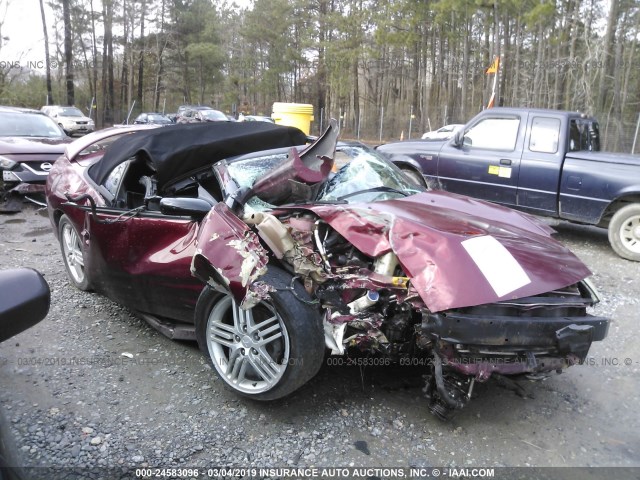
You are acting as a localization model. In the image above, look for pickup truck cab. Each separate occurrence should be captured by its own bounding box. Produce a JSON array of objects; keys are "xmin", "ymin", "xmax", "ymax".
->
[{"xmin": 377, "ymin": 107, "xmax": 640, "ymax": 261}]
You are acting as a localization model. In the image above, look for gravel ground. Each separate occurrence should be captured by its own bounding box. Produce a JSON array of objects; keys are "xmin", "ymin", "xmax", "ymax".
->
[{"xmin": 0, "ymin": 204, "xmax": 639, "ymax": 479}]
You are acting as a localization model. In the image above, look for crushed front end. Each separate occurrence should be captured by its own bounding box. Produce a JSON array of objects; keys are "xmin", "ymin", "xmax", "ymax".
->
[
  {"xmin": 419, "ymin": 279, "xmax": 608, "ymax": 418},
  {"xmin": 194, "ymin": 121, "xmax": 610, "ymax": 418}
]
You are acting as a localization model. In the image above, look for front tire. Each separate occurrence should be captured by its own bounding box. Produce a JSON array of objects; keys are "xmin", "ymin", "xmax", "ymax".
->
[
  {"xmin": 195, "ymin": 266, "xmax": 324, "ymax": 400},
  {"xmin": 608, "ymin": 204, "xmax": 640, "ymax": 261},
  {"xmin": 58, "ymin": 214, "xmax": 92, "ymax": 290}
]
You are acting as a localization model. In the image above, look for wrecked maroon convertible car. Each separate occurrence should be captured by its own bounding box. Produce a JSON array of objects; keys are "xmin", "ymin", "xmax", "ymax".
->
[{"xmin": 46, "ymin": 121, "xmax": 609, "ymax": 418}]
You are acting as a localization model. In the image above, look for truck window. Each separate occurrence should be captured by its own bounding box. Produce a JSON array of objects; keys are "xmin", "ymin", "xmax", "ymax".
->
[
  {"xmin": 464, "ymin": 117, "xmax": 520, "ymax": 151},
  {"xmin": 569, "ymin": 119, "xmax": 601, "ymax": 152},
  {"xmin": 529, "ymin": 117, "xmax": 560, "ymax": 154}
]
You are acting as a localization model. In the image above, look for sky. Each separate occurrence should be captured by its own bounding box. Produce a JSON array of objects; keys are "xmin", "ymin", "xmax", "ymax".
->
[
  {"xmin": 0, "ymin": 0, "xmax": 253, "ymax": 71},
  {"xmin": 0, "ymin": 0, "xmax": 54, "ymax": 68}
]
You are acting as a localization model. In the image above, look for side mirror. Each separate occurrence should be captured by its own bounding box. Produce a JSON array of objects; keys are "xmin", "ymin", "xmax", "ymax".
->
[
  {"xmin": 160, "ymin": 197, "xmax": 212, "ymax": 219},
  {"xmin": 0, "ymin": 269, "xmax": 50, "ymax": 343},
  {"xmin": 452, "ymin": 129, "xmax": 464, "ymax": 147}
]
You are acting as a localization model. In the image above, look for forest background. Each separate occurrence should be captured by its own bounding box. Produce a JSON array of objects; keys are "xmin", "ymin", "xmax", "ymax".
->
[{"xmin": 0, "ymin": 0, "xmax": 639, "ymax": 152}]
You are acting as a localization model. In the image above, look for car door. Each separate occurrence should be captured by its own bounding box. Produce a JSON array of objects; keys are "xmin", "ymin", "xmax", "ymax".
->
[
  {"xmin": 436, "ymin": 114, "xmax": 525, "ymax": 206},
  {"xmin": 517, "ymin": 115, "xmax": 564, "ymax": 214},
  {"xmin": 73, "ymin": 161, "xmax": 205, "ymax": 322}
]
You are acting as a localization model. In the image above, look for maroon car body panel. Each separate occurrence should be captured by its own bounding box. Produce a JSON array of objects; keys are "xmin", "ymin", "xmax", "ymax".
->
[
  {"xmin": 192, "ymin": 203, "xmax": 269, "ymax": 308},
  {"xmin": 295, "ymin": 191, "xmax": 591, "ymax": 312},
  {"xmin": 83, "ymin": 213, "xmax": 202, "ymax": 322}
]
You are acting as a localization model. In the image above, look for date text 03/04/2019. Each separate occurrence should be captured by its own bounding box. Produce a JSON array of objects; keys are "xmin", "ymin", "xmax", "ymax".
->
[{"xmin": 134, "ymin": 467, "xmax": 496, "ymax": 478}]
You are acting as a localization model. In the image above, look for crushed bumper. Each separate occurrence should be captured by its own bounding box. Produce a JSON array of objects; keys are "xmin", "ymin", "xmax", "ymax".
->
[
  {"xmin": 421, "ymin": 310, "xmax": 610, "ymax": 379},
  {"xmin": 422, "ymin": 312, "xmax": 609, "ymax": 348}
]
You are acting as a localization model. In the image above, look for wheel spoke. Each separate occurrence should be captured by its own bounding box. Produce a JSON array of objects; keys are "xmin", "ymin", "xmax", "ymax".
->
[
  {"xmin": 256, "ymin": 331, "xmax": 283, "ymax": 348},
  {"xmin": 236, "ymin": 357, "xmax": 248, "ymax": 383},
  {"xmin": 71, "ymin": 249, "xmax": 84, "ymax": 267},
  {"xmin": 69, "ymin": 228, "xmax": 78, "ymax": 247},
  {"xmin": 257, "ymin": 320, "xmax": 280, "ymax": 337},
  {"xmin": 209, "ymin": 332, "xmax": 235, "ymax": 348},
  {"xmin": 225, "ymin": 348, "xmax": 242, "ymax": 376},
  {"xmin": 252, "ymin": 315, "xmax": 278, "ymax": 332},
  {"xmin": 257, "ymin": 346, "xmax": 285, "ymax": 374},
  {"xmin": 248, "ymin": 353, "xmax": 279, "ymax": 383},
  {"xmin": 231, "ymin": 301, "xmax": 252, "ymax": 332},
  {"xmin": 210, "ymin": 320, "xmax": 235, "ymax": 337},
  {"xmin": 230, "ymin": 354, "xmax": 245, "ymax": 381}
]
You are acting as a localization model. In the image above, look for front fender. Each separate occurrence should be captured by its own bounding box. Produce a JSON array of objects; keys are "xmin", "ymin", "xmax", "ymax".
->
[
  {"xmin": 191, "ymin": 202, "xmax": 269, "ymax": 307},
  {"xmin": 387, "ymin": 154, "xmax": 423, "ymax": 174}
]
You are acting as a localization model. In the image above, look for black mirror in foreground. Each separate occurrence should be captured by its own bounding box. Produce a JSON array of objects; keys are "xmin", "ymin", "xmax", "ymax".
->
[
  {"xmin": 159, "ymin": 197, "xmax": 213, "ymax": 219},
  {"xmin": 0, "ymin": 269, "xmax": 50, "ymax": 343}
]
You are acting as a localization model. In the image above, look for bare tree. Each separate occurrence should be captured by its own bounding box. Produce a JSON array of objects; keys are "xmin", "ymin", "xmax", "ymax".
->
[
  {"xmin": 39, "ymin": 0, "xmax": 53, "ymax": 105},
  {"xmin": 62, "ymin": 0, "xmax": 74, "ymax": 105}
]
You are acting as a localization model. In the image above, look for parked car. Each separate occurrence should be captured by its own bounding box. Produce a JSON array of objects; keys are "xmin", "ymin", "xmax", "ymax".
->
[
  {"xmin": 421, "ymin": 124, "xmax": 464, "ymax": 140},
  {"xmin": 133, "ymin": 112, "xmax": 174, "ymax": 125},
  {"xmin": 41, "ymin": 105, "xmax": 95, "ymax": 136},
  {"xmin": 0, "ymin": 106, "xmax": 72, "ymax": 199},
  {"xmin": 45, "ymin": 120, "xmax": 609, "ymax": 418},
  {"xmin": 378, "ymin": 107, "xmax": 640, "ymax": 261},
  {"xmin": 170, "ymin": 105, "xmax": 213, "ymax": 123},
  {"xmin": 177, "ymin": 108, "xmax": 229, "ymax": 124},
  {"xmin": 240, "ymin": 115, "xmax": 275, "ymax": 123}
]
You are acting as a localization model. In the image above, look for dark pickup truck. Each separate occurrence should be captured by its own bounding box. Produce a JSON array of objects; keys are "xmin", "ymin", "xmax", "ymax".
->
[{"xmin": 377, "ymin": 107, "xmax": 640, "ymax": 261}]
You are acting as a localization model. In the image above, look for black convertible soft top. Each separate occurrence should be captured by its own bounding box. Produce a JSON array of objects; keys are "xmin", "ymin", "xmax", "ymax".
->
[{"xmin": 89, "ymin": 122, "xmax": 308, "ymax": 190}]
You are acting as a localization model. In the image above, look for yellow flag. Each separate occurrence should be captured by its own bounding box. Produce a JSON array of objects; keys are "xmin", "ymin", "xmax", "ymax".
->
[{"xmin": 486, "ymin": 56, "xmax": 500, "ymax": 74}]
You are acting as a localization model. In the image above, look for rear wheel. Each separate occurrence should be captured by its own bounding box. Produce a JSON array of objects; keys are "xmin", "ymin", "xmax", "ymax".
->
[
  {"xmin": 608, "ymin": 204, "xmax": 640, "ymax": 261},
  {"xmin": 58, "ymin": 214, "xmax": 91, "ymax": 290},
  {"xmin": 195, "ymin": 266, "xmax": 325, "ymax": 400}
]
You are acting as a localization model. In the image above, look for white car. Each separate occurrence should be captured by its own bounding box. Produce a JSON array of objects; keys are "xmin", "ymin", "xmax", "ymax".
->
[
  {"xmin": 41, "ymin": 105, "xmax": 95, "ymax": 136},
  {"xmin": 421, "ymin": 124, "xmax": 464, "ymax": 140}
]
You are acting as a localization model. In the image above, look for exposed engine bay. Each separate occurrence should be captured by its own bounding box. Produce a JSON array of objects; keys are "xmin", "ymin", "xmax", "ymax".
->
[
  {"xmin": 190, "ymin": 120, "xmax": 609, "ymax": 418},
  {"xmin": 235, "ymin": 207, "xmax": 606, "ymax": 418}
]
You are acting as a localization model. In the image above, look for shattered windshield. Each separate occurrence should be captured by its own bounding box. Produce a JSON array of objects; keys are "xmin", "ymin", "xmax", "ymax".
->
[
  {"xmin": 318, "ymin": 149, "xmax": 422, "ymax": 203},
  {"xmin": 226, "ymin": 153, "xmax": 289, "ymax": 189},
  {"xmin": 225, "ymin": 145, "xmax": 422, "ymax": 210}
]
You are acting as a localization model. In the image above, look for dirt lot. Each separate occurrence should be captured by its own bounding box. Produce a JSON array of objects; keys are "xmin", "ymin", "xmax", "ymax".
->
[{"xmin": 0, "ymin": 204, "xmax": 638, "ymax": 479}]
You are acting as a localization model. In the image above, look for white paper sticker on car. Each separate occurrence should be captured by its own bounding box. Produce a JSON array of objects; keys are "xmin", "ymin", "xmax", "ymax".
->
[
  {"xmin": 462, "ymin": 235, "xmax": 531, "ymax": 297},
  {"xmin": 498, "ymin": 166, "xmax": 512, "ymax": 178}
]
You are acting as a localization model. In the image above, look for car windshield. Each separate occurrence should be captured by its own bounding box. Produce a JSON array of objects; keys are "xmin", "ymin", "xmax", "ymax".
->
[
  {"xmin": 60, "ymin": 107, "xmax": 84, "ymax": 117},
  {"xmin": 0, "ymin": 112, "xmax": 65, "ymax": 138},
  {"xmin": 148, "ymin": 114, "xmax": 170, "ymax": 123},
  {"xmin": 201, "ymin": 110, "xmax": 228, "ymax": 121},
  {"xmin": 225, "ymin": 145, "xmax": 422, "ymax": 211},
  {"xmin": 226, "ymin": 152, "xmax": 289, "ymax": 190},
  {"xmin": 318, "ymin": 148, "xmax": 422, "ymax": 202}
]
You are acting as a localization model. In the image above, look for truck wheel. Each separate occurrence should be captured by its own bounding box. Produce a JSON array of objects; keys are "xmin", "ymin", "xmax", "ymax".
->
[
  {"xmin": 195, "ymin": 266, "xmax": 325, "ymax": 400},
  {"xmin": 401, "ymin": 168, "xmax": 428, "ymax": 189},
  {"xmin": 608, "ymin": 204, "xmax": 640, "ymax": 261}
]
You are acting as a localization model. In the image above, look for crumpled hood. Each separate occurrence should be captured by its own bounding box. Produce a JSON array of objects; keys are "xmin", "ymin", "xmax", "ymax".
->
[{"xmin": 302, "ymin": 191, "xmax": 591, "ymax": 312}]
